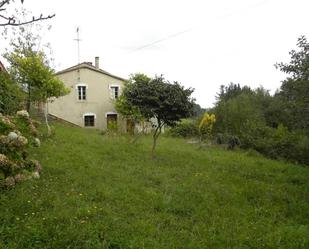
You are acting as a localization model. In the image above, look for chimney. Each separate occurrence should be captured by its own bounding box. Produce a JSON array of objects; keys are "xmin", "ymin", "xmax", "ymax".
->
[{"xmin": 95, "ymin": 56, "xmax": 99, "ymax": 69}]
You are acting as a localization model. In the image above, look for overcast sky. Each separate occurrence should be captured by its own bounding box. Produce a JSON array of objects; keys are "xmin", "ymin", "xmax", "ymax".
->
[{"xmin": 1, "ymin": 0, "xmax": 309, "ymax": 107}]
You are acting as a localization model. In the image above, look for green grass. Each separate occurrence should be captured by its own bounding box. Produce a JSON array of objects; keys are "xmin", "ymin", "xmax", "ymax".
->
[{"xmin": 1, "ymin": 122, "xmax": 308, "ymax": 249}]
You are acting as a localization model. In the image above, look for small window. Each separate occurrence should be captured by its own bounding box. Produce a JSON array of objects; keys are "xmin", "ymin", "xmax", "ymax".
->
[
  {"xmin": 84, "ymin": 115, "xmax": 95, "ymax": 127},
  {"xmin": 78, "ymin": 85, "xmax": 86, "ymax": 100},
  {"xmin": 110, "ymin": 86, "xmax": 119, "ymax": 99}
]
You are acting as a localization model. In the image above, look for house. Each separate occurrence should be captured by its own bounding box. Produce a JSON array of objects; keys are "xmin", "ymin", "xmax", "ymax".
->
[{"xmin": 48, "ymin": 57, "xmax": 127, "ymax": 131}]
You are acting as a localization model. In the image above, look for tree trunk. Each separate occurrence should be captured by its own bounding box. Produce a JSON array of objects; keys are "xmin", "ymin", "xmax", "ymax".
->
[
  {"xmin": 44, "ymin": 101, "xmax": 51, "ymax": 136},
  {"xmin": 151, "ymin": 122, "xmax": 162, "ymax": 159},
  {"xmin": 27, "ymin": 84, "xmax": 31, "ymax": 112}
]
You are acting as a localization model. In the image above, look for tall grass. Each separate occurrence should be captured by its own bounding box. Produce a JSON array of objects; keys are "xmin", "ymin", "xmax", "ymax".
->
[{"xmin": 0, "ymin": 122, "xmax": 308, "ymax": 248}]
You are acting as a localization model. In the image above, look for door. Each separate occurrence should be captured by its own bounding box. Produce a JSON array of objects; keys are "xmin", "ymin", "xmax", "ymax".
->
[
  {"xmin": 107, "ymin": 114, "xmax": 117, "ymax": 130},
  {"xmin": 126, "ymin": 119, "xmax": 135, "ymax": 134}
]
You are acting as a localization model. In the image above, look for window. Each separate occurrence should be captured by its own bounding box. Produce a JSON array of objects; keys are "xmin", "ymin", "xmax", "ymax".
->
[
  {"xmin": 110, "ymin": 85, "xmax": 119, "ymax": 99},
  {"xmin": 78, "ymin": 85, "xmax": 86, "ymax": 100},
  {"xmin": 84, "ymin": 115, "xmax": 95, "ymax": 127}
]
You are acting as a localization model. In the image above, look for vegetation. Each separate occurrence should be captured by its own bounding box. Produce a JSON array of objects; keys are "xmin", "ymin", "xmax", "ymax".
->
[
  {"xmin": 0, "ymin": 122, "xmax": 308, "ymax": 248},
  {"xmin": 169, "ymin": 119, "xmax": 199, "ymax": 138},
  {"xmin": 0, "ymin": 111, "xmax": 42, "ymax": 189},
  {"xmin": 0, "ymin": 70, "xmax": 24, "ymax": 115},
  {"xmin": 206, "ymin": 36, "xmax": 309, "ymax": 165},
  {"xmin": 0, "ymin": 9, "xmax": 308, "ymax": 246},
  {"xmin": 121, "ymin": 73, "xmax": 194, "ymax": 157},
  {"xmin": 115, "ymin": 92, "xmax": 144, "ymax": 135},
  {"xmin": 275, "ymin": 35, "xmax": 309, "ymax": 130},
  {"xmin": 198, "ymin": 112, "xmax": 216, "ymax": 142},
  {"xmin": 3, "ymin": 24, "xmax": 70, "ymax": 134}
]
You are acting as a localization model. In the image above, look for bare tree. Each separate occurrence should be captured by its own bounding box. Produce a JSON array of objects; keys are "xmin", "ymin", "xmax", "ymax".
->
[{"xmin": 0, "ymin": 0, "xmax": 55, "ymax": 26}]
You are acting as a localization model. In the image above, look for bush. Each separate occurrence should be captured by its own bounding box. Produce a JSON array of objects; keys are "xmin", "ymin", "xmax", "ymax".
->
[
  {"xmin": 227, "ymin": 135, "xmax": 241, "ymax": 150},
  {"xmin": 293, "ymin": 135, "xmax": 309, "ymax": 165},
  {"xmin": 212, "ymin": 121, "xmax": 309, "ymax": 165},
  {"xmin": 239, "ymin": 122, "xmax": 309, "ymax": 165},
  {"xmin": 0, "ymin": 111, "xmax": 42, "ymax": 189},
  {"xmin": 0, "ymin": 71, "xmax": 24, "ymax": 115},
  {"xmin": 214, "ymin": 133, "xmax": 241, "ymax": 150},
  {"xmin": 215, "ymin": 133, "xmax": 227, "ymax": 144},
  {"xmin": 169, "ymin": 119, "xmax": 198, "ymax": 138}
]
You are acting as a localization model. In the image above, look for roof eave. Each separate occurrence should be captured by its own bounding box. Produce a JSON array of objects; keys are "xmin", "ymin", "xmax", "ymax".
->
[{"xmin": 55, "ymin": 63, "xmax": 126, "ymax": 81}]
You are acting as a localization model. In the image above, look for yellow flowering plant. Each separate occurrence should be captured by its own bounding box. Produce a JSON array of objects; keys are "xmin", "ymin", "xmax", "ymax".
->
[{"xmin": 199, "ymin": 113, "xmax": 216, "ymax": 142}]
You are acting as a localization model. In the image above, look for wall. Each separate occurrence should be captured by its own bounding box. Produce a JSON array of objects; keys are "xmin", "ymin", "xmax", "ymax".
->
[{"xmin": 48, "ymin": 67, "xmax": 126, "ymax": 131}]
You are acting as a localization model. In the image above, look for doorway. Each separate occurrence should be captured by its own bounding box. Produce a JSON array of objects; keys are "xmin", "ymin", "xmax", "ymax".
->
[{"xmin": 106, "ymin": 114, "xmax": 117, "ymax": 130}]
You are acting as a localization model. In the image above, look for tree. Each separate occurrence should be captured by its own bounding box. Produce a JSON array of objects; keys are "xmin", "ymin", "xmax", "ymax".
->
[
  {"xmin": 0, "ymin": 69, "xmax": 24, "ymax": 114},
  {"xmin": 192, "ymin": 103, "xmax": 206, "ymax": 117},
  {"xmin": 115, "ymin": 77, "xmax": 148, "ymax": 135},
  {"xmin": 123, "ymin": 73, "xmax": 195, "ymax": 158},
  {"xmin": 213, "ymin": 86, "xmax": 268, "ymax": 136},
  {"xmin": 275, "ymin": 35, "xmax": 309, "ymax": 130},
  {"xmin": 4, "ymin": 20, "xmax": 55, "ymax": 111},
  {"xmin": 0, "ymin": 0, "xmax": 54, "ymax": 27},
  {"xmin": 115, "ymin": 94, "xmax": 144, "ymax": 135},
  {"xmin": 215, "ymin": 82, "xmax": 253, "ymax": 103},
  {"xmin": 5, "ymin": 50, "xmax": 70, "ymax": 134}
]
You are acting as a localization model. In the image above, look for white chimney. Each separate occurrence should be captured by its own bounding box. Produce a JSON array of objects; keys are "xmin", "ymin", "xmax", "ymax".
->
[{"xmin": 95, "ymin": 56, "xmax": 99, "ymax": 69}]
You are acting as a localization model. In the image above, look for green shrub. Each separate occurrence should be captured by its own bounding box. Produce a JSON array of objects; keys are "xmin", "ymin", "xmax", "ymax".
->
[
  {"xmin": 227, "ymin": 135, "xmax": 241, "ymax": 150},
  {"xmin": 0, "ymin": 71, "xmax": 24, "ymax": 115},
  {"xmin": 169, "ymin": 119, "xmax": 198, "ymax": 138},
  {"xmin": 0, "ymin": 111, "xmax": 42, "ymax": 189},
  {"xmin": 215, "ymin": 133, "xmax": 227, "ymax": 144},
  {"xmin": 239, "ymin": 122, "xmax": 309, "ymax": 165}
]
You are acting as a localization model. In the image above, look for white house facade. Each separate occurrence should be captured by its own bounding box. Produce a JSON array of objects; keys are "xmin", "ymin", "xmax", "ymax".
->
[{"xmin": 48, "ymin": 57, "xmax": 127, "ymax": 131}]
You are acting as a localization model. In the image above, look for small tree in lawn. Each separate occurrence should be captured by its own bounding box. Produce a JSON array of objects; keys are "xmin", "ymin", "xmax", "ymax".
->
[
  {"xmin": 124, "ymin": 73, "xmax": 194, "ymax": 158},
  {"xmin": 4, "ymin": 20, "xmax": 69, "ymax": 134},
  {"xmin": 198, "ymin": 112, "xmax": 216, "ymax": 144},
  {"xmin": 6, "ymin": 50, "xmax": 70, "ymax": 135}
]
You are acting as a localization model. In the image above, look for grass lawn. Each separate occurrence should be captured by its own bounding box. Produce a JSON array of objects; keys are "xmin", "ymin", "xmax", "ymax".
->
[{"xmin": 1, "ymin": 122, "xmax": 308, "ymax": 249}]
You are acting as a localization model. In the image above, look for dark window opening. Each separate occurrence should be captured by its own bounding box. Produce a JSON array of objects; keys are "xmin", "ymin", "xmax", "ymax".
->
[{"xmin": 84, "ymin": 115, "xmax": 95, "ymax": 127}]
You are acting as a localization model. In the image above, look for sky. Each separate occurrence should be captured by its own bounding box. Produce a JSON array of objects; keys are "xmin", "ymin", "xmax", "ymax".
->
[{"xmin": 1, "ymin": 0, "xmax": 309, "ymax": 108}]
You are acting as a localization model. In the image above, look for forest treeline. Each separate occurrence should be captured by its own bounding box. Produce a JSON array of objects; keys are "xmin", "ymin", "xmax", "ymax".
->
[{"xmin": 171, "ymin": 36, "xmax": 309, "ymax": 165}]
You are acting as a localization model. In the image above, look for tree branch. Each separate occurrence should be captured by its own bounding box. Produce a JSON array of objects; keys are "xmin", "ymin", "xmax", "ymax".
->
[
  {"xmin": 0, "ymin": 0, "xmax": 55, "ymax": 27},
  {"xmin": 0, "ymin": 1, "xmax": 10, "ymax": 9},
  {"xmin": 0, "ymin": 14, "xmax": 55, "ymax": 26}
]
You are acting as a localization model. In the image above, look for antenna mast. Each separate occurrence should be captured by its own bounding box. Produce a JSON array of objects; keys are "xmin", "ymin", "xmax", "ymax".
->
[
  {"xmin": 74, "ymin": 27, "xmax": 82, "ymax": 82},
  {"xmin": 74, "ymin": 27, "xmax": 82, "ymax": 65}
]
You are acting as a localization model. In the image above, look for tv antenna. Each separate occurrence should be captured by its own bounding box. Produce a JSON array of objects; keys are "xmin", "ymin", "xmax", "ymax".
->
[
  {"xmin": 74, "ymin": 26, "xmax": 82, "ymax": 65},
  {"xmin": 74, "ymin": 26, "xmax": 82, "ymax": 82}
]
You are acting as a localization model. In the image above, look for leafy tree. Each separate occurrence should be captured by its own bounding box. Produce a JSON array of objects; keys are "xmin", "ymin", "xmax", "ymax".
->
[
  {"xmin": 213, "ymin": 88, "xmax": 267, "ymax": 136},
  {"xmin": 123, "ymin": 73, "xmax": 194, "ymax": 157},
  {"xmin": 4, "ymin": 20, "xmax": 57, "ymax": 109},
  {"xmin": 115, "ymin": 82, "xmax": 145, "ymax": 135},
  {"xmin": 0, "ymin": 0, "xmax": 54, "ymax": 27},
  {"xmin": 0, "ymin": 70, "xmax": 24, "ymax": 114},
  {"xmin": 192, "ymin": 103, "xmax": 206, "ymax": 117},
  {"xmin": 215, "ymin": 82, "xmax": 253, "ymax": 103},
  {"xmin": 3, "ymin": 18, "xmax": 68, "ymax": 135},
  {"xmin": 275, "ymin": 35, "xmax": 309, "ymax": 130},
  {"xmin": 5, "ymin": 50, "xmax": 69, "ymax": 134}
]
